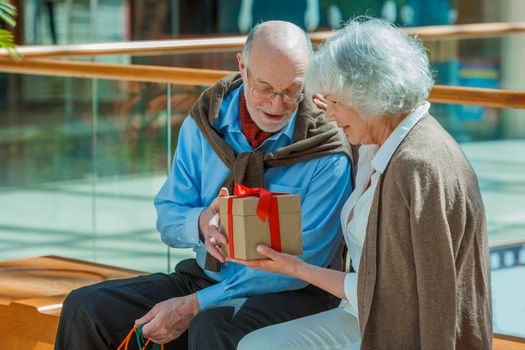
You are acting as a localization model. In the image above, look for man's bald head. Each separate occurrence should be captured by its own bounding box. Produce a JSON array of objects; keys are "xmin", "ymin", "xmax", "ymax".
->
[
  {"xmin": 241, "ymin": 21, "xmax": 312, "ymax": 68},
  {"xmin": 237, "ymin": 21, "xmax": 312, "ymax": 133}
]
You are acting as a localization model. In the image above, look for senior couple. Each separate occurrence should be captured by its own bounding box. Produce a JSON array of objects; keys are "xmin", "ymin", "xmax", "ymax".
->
[{"xmin": 56, "ymin": 17, "xmax": 492, "ymax": 350}]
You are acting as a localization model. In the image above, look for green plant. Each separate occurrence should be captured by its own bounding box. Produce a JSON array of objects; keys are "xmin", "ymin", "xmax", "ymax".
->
[{"xmin": 0, "ymin": 0, "xmax": 17, "ymax": 52}]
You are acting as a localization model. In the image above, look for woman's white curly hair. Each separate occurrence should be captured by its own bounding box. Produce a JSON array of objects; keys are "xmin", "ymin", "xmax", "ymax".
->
[{"xmin": 306, "ymin": 16, "xmax": 434, "ymax": 118}]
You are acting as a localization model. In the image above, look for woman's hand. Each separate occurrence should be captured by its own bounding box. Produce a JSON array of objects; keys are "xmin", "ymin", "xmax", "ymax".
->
[
  {"xmin": 229, "ymin": 244, "xmax": 348, "ymax": 300},
  {"xmin": 312, "ymin": 93, "xmax": 328, "ymax": 111},
  {"xmin": 226, "ymin": 244, "xmax": 303, "ymax": 277}
]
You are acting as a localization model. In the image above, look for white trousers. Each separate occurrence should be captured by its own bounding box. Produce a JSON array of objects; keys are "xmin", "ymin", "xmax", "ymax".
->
[{"xmin": 237, "ymin": 307, "xmax": 361, "ymax": 350}]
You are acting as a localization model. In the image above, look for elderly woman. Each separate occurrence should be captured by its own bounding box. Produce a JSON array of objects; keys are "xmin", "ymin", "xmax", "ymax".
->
[{"xmin": 231, "ymin": 17, "xmax": 492, "ymax": 350}]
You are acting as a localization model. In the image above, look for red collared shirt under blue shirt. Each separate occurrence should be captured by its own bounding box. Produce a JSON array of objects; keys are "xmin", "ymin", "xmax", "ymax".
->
[{"xmin": 154, "ymin": 84, "xmax": 352, "ymax": 310}]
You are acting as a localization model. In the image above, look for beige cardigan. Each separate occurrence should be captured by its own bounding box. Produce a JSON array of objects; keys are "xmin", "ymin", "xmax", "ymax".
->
[{"xmin": 357, "ymin": 115, "xmax": 492, "ymax": 349}]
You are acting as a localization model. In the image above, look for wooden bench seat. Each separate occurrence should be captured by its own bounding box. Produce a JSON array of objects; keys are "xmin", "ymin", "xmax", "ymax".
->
[
  {"xmin": 0, "ymin": 256, "xmax": 523, "ymax": 349},
  {"xmin": 0, "ymin": 256, "xmax": 144, "ymax": 349}
]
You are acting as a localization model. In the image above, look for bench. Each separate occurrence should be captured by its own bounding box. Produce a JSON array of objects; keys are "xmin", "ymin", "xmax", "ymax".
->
[
  {"xmin": 1, "ymin": 256, "xmax": 523, "ymax": 349},
  {"xmin": 0, "ymin": 255, "xmax": 144, "ymax": 349}
]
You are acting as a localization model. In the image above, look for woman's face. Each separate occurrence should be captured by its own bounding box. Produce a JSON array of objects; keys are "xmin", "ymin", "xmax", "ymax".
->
[{"xmin": 324, "ymin": 94, "xmax": 371, "ymax": 145}]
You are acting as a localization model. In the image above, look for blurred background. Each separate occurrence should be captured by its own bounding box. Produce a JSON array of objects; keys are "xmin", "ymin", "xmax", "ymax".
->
[{"xmin": 1, "ymin": 0, "xmax": 524, "ymax": 338}]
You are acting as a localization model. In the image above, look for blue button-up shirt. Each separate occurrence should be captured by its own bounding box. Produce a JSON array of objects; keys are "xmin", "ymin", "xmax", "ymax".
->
[{"xmin": 154, "ymin": 85, "xmax": 352, "ymax": 310}]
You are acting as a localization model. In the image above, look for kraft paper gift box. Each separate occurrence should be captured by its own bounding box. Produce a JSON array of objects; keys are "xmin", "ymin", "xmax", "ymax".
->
[{"xmin": 218, "ymin": 186, "xmax": 303, "ymax": 260}]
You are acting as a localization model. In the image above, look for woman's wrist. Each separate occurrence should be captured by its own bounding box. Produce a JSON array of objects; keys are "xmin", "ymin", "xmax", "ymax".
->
[{"xmin": 293, "ymin": 259, "xmax": 309, "ymax": 280}]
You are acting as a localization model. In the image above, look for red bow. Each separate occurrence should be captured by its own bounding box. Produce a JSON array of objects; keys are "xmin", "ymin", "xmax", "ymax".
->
[
  {"xmin": 227, "ymin": 184, "xmax": 285, "ymax": 258},
  {"xmin": 233, "ymin": 184, "xmax": 284, "ymax": 222}
]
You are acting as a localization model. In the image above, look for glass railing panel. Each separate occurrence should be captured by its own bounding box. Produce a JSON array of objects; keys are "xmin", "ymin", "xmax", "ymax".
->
[
  {"xmin": 0, "ymin": 73, "xmax": 95, "ymax": 261},
  {"xmin": 89, "ymin": 79, "xmax": 167, "ymax": 272},
  {"xmin": 164, "ymin": 83, "xmax": 208, "ymax": 272},
  {"xmin": 0, "ymin": 71, "xmax": 209, "ymax": 273},
  {"xmin": 425, "ymin": 34, "xmax": 525, "ymax": 95},
  {"xmin": 90, "ymin": 80, "xmax": 205, "ymax": 272}
]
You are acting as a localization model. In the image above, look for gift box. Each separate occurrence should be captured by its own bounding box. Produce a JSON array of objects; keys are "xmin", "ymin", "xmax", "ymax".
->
[{"xmin": 219, "ymin": 184, "xmax": 303, "ymax": 260}]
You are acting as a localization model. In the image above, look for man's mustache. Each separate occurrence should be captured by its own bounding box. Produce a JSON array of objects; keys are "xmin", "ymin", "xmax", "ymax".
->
[{"xmin": 256, "ymin": 105, "xmax": 293, "ymax": 118}]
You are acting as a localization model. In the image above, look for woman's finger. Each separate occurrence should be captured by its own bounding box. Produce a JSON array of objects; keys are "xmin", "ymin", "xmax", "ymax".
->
[
  {"xmin": 313, "ymin": 93, "xmax": 327, "ymax": 103},
  {"xmin": 227, "ymin": 257, "xmax": 254, "ymax": 266},
  {"xmin": 312, "ymin": 94, "xmax": 328, "ymax": 110},
  {"xmin": 313, "ymin": 99, "xmax": 327, "ymax": 111},
  {"xmin": 256, "ymin": 244, "xmax": 279, "ymax": 259},
  {"xmin": 227, "ymin": 257, "xmax": 268, "ymax": 269}
]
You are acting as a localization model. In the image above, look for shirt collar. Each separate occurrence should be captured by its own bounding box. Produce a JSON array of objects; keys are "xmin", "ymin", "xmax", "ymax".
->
[
  {"xmin": 371, "ymin": 102, "xmax": 431, "ymax": 174},
  {"xmin": 215, "ymin": 84, "xmax": 297, "ymax": 144}
]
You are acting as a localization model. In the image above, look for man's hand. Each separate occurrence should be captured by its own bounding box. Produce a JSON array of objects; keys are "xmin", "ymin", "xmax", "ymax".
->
[
  {"xmin": 227, "ymin": 244, "xmax": 304, "ymax": 278},
  {"xmin": 136, "ymin": 294, "xmax": 200, "ymax": 345},
  {"xmin": 199, "ymin": 187, "xmax": 230, "ymax": 263}
]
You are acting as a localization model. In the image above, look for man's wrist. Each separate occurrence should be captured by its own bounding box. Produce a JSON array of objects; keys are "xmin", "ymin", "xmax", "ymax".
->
[
  {"xmin": 196, "ymin": 283, "xmax": 226, "ymax": 310},
  {"xmin": 197, "ymin": 210, "xmax": 205, "ymax": 242},
  {"xmin": 188, "ymin": 293, "xmax": 200, "ymax": 315},
  {"xmin": 185, "ymin": 207, "xmax": 207, "ymax": 246},
  {"xmin": 198, "ymin": 206, "xmax": 213, "ymax": 242}
]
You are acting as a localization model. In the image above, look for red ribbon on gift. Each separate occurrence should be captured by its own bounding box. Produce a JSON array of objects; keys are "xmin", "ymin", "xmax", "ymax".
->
[{"xmin": 227, "ymin": 184, "xmax": 285, "ymax": 258}]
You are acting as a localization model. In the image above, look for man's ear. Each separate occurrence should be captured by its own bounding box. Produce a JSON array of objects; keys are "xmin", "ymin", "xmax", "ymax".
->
[{"xmin": 237, "ymin": 53, "xmax": 246, "ymax": 79}]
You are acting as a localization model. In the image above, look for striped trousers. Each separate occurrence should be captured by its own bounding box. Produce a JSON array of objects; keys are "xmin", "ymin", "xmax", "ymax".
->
[{"xmin": 55, "ymin": 259, "xmax": 339, "ymax": 350}]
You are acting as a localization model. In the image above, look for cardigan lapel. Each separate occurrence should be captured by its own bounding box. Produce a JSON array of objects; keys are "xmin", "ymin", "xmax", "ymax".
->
[{"xmin": 358, "ymin": 174, "xmax": 383, "ymax": 335}]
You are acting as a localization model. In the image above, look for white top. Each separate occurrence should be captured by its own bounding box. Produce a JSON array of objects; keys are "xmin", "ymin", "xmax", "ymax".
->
[{"xmin": 339, "ymin": 102, "xmax": 431, "ymax": 318}]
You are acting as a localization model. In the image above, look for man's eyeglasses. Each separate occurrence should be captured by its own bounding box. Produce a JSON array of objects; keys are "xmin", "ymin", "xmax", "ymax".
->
[{"xmin": 246, "ymin": 68, "xmax": 305, "ymax": 104}]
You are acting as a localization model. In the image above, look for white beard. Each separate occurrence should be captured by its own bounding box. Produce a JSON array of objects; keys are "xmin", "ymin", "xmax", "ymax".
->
[{"xmin": 244, "ymin": 92, "xmax": 295, "ymax": 133}]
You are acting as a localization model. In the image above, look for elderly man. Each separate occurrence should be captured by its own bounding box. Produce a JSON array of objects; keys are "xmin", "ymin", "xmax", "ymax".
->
[{"xmin": 55, "ymin": 21, "xmax": 352, "ymax": 350}]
